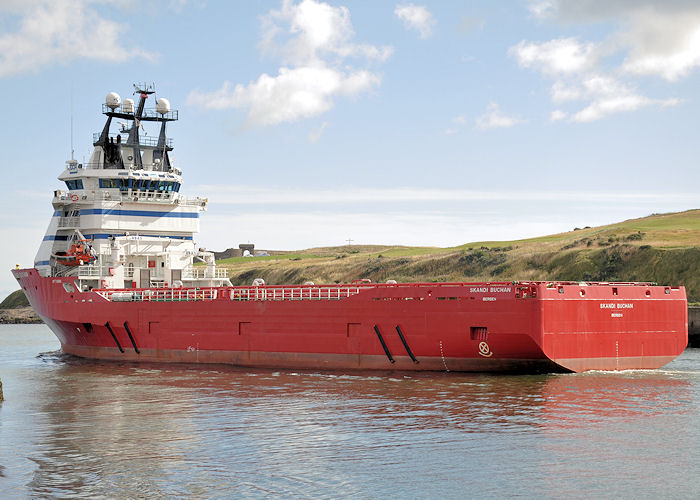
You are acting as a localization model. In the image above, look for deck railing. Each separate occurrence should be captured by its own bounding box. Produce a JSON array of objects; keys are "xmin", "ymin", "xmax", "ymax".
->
[
  {"xmin": 93, "ymin": 285, "xmax": 363, "ymax": 302},
  {"xmin": 92, "ymin": 132, "xmax": 173, "ymax": 148},
  {"xmin": 95, "ymin": 288, "xmax": 218, "ymax": 302},
  {"xmin": 78, "ymin": 264, "xmax": 109, "ymax": 277},
  {"xmin": 57, "ymin": 216, "xmax": 80, "ymax": 228},
  {"xmin": 229, "ymin": 286, "xmax": 362, "ymax": 301},
  {"xmin": 53, "ymin": 190, "xmax": 205, "ymax": 206},
  {"xmin": 182, "ymin": 267, "xmax": 229, "ymax": 279}
]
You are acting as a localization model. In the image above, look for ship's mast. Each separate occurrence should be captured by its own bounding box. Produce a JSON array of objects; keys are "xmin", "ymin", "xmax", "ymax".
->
[
  {"xmin": 126, "ymin": 84, "xmax": 154, "ymax": 169},
  {"xmin": 93, "ymin": 83, "xmax": 178, "ymax": 171}
]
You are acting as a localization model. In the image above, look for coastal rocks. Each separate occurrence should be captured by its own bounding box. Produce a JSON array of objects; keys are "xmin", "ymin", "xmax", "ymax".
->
[
  {"xmin": 0, "ymin": 307, "xmax": 42, "ymax": 324},
  {"xmin": 689, "ymin": 306, "xmax": 700, "ymax": 348}
]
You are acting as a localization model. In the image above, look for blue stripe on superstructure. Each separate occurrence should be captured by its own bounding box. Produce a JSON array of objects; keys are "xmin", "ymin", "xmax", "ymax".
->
[
  {"xmin": 81, "ymin": 209, "xmax": 198, "ymax": 218},
  {"xmin": 86, "ymin": 233, "xmax": 194, "ymax": 240},
  {"xmin": 43, "ymin": 234, "xmax": 193, "ymax": 241},
  {"xmin": 52, "ymin": 209, "xmax": 198, "ymax": 218},
  {"xmin": 36, "ymin": 260, "xmax": 50, "ymax": 266}
]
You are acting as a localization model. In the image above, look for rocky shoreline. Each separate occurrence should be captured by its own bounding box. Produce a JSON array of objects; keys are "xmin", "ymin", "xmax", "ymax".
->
[{"xmin": 0, "ymin": 307, "xmax": 42, "ymax": 324}]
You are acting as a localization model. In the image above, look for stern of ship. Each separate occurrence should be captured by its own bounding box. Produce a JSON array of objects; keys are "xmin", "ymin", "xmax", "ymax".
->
[{"xmin": 536, "ymin": 282, "xmax": 687, "ymax": 372}]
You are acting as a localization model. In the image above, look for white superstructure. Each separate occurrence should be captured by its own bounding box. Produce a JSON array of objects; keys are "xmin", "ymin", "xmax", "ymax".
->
[{"xmin": 35, "ymin": 84, "xmax": 231, "ymax": 291}]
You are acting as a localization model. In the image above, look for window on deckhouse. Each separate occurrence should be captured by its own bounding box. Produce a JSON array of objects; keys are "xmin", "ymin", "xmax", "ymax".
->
[{"xmin": 99, "ymin": 178, "xmax": 119, "ymax": 188}]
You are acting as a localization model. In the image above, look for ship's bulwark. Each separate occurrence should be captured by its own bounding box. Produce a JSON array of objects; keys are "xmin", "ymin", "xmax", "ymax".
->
[{"xmin": 13, "ymin": 268, "xmax": 688, "ymax": 373}]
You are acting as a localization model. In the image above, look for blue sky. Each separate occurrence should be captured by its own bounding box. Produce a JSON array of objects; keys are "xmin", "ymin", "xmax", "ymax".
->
[{"xmin": 2, "ymin": 0, "xmax": 700, "ymax": 297}]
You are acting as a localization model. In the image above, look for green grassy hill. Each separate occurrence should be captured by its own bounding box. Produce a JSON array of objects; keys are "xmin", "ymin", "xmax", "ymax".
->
[
  {"xmin": 218, "ymin": 209, "xmax": 700, "ymax": 302},
  {"xmin": 4, "ymin": 209, "xmax": 699, "ymax": 305},
  {"xmin": 0, "ymin": 289, "xmax": 29, "ymax": 309}
]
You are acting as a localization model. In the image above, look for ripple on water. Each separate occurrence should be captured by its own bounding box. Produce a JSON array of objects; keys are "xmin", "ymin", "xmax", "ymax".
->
[{"xmin": 1, "ymin": 326, "xmax": 699, "ymax": 498}]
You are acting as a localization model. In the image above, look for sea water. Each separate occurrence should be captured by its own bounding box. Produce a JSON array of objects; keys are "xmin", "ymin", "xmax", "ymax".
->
[{"xmin": 1, "ymin": 324, "xmax": 698, "ymax": 499}]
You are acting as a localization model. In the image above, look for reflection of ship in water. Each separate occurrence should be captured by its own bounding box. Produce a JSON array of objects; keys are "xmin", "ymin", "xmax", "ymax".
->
[
  {"xmin": 536, "ymin": 371, "xmax": 696, "ymax": 498},
  {"xmin": 26, "ymin": 357, "xmax": 208, "ymax": 498},
  {"xmin": 23, "ymin": 352, "xmax": 698, "ymax": 497},
  {"xmin": 540, "ymin": 371, "xmax": 693, "ymax": 425}
]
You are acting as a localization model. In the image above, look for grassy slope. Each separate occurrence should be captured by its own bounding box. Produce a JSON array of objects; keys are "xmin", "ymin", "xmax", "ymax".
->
[
  {"xmin": 219, "ymin": 209, "xmax": 700, "ymax": 302},
  {"xmin": 0, "ymin": 289, "xmax": 29, "ymax": 309},
  {"xmin": 4, "ymin": 209, "xmax": 698, "ymax": 304}
]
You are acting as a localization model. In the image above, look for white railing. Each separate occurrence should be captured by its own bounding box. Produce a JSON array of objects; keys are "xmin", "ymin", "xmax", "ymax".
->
[
  {"xmin": 93, "ymin": 285, "xmax": 363, "ymax": 303},
  {"xmin": 57, "ymin": 216, "xmax": 80, "ymax": 227},
  {"xmin": 124, "ymin": 191, "xmax": 174, "ymax": 202},
  {"xmin": 95, "ymin": 288, "xmax": 218, "ymax": 302},
  {"xmin": 182, "ymin": 267, "xmax": 228, "ymax": 279},
  {"xmin": 230, "ymin": 286, "xmax": 362, "ymax": 301},
  {"xmin": 76, "ymin": 266, "xmax": 225, "ymax": 280},
  {"xmin": 174, "ymin": 197, "xmax": 207, "ymax": 207},
  {"xmin": 78, "ymin": 264, "xmax": 109, "ymax": 277},
  {"xmin": 53, "ymin": 190, "xmax": 205, "ymax": 207}
]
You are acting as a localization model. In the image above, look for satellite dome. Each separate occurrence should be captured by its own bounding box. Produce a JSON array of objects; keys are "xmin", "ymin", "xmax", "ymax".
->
[
  {"xmin": 123, "ymin": 98, "xmax": 134, "ymax": 114},
  {"xmin": 156, "ymin": 98, "xmax": 170, "ymax": 115},
  {"xmin": 106, "ymin": 92, "xmax": 121, "ymax": 110}
]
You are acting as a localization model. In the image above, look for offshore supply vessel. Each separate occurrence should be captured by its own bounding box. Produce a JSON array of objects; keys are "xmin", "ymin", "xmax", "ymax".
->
[{"xmin": 12, "ymin": 86, "xmax": 688, "ymax": 373}]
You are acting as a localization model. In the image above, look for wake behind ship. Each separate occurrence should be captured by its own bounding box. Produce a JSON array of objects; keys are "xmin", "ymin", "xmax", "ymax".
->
[{"xmin": 12, "ymin": 85, "xmax": 688, "ymax": 373}]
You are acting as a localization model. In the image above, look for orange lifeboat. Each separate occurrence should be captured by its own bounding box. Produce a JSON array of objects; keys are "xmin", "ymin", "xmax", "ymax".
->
[{"xmin": 52, "ymin": 240, "xmax": 96, "ymax": 267}]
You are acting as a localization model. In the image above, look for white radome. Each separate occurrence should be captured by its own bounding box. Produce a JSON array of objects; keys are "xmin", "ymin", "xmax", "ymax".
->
[
  {"xmin": 123, "ymin": 98, "xmax": 135, "ymax": 114},
  {"xmin": 156, "ymin": 98, "xmax": 170, "ymax": 115},
  {"xmin": 106, "ymin": 92, "xmax": 121, "ymax": 110}
]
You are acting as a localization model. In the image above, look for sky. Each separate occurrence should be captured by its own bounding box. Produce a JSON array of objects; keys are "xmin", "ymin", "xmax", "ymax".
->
[{"xmin": 2, "ymin": 0, "xmax": 700, "ymax": 297}]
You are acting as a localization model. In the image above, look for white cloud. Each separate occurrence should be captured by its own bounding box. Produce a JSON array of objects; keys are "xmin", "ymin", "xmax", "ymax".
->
[
  {"xmin": 528, "ymin": 0, "xmax": 700, "ymax": 81},
  {"xmin": 260, "ymin": 0, "xmax": 392, "ymax": 64},
  {"xmin": 441, "ymin": 115, "xmax": 467, "ymax": 134},
  {"xmin": 572, "ymin": 96, "xmax": 652, "ymax": 123},
  {"xmin": 514, "ymin": 2, "xmax": 694, "ymax": 122},
  {"xmin": 0, "ymin": 0, "xmax": 154, "ymax": 78},
  {"xmin": 308, "ymin": 121, "xmax": 329, "ymax": 143},
  {"xmin": 474, "ymin": 103, "xmax": 524, "ymax": 130},
  {"xmin": 510, "ymin": 38, "xmax": 597, "ymax": 75},
  {"xmin": 188, "ymin": 67, "xmax": 380, "ymax": 125},
  {"xmin": 528, "ymin": 1, "xmax": 554, "ymax": 18},
  {"xmin": 394, "ymin": 3, "xmax": 436, "ymax": 39},
  {"xmin": 188, "ymin": 0, "xmax": 392, "ymax": 126},
  {"xmin": 550, "ymin": 74, "xmax": 680, "ymax": 122},
  {"xmin": 572, "ymin": 95, "xmax": 680, "ymax": 123},
  {"xmin": 550, "ymin": 109, "xmax": 567, "ymax": 122},
  {"xmin": 621, "ymin": 22, "xmax": 700, "ymax": 81}
]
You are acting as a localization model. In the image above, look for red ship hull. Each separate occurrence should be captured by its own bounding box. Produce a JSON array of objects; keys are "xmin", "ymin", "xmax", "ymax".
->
[{"xmin": 13, "ymin": 268, "xmax": 688, "ymax": 373}]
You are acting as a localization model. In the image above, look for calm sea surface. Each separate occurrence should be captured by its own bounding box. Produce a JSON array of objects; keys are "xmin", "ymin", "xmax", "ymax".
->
[{"xmin": 0, "ymin": 324, "xmax": 698, "ymax": 499}]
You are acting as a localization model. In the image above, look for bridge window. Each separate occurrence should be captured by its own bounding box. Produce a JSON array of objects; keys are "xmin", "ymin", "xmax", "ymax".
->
[
  {"xmin": 99, "ymin": 178, "xmax": 119, "ymax": 189},
  {"xmin": 65, "ymin": 179, "xmax": 84, "ymax": 190},
  {"xmin": 122, "ymin": 179, "xmax": 180, "ymax": 193}
]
